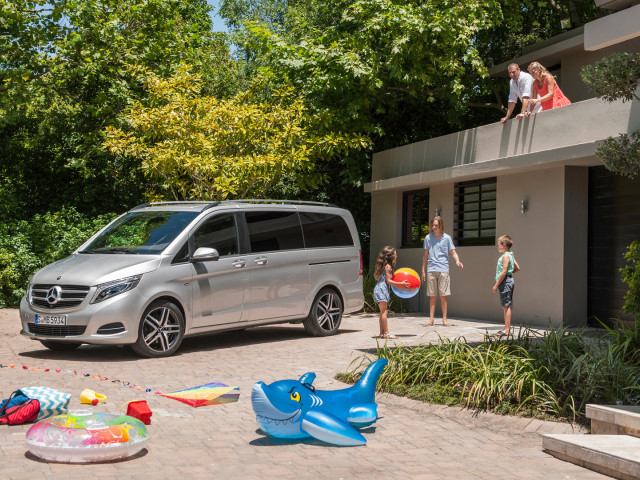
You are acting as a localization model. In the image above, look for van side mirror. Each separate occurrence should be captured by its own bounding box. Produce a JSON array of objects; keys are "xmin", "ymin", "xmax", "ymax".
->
[{"xmin": 191, "ymin": 247, "xmax": 220, "ymax": 262}]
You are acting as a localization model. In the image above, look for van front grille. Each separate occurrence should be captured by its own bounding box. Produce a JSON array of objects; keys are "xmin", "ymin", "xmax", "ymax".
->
[
  {"xmin": 27, "ymin": 324, "xmax": 86, "ymax": 336},
  {"xmin": 30, "ymin": 284, "xmax": 91, "ymax": 309}
]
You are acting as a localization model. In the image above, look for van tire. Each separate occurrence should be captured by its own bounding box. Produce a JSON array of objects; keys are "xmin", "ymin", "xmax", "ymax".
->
[
  {"xmin": 303, "ymin": 288, "xmax": 343, "ymax": 336},
  {"xmin": 131, "ymin": 300, "xmax": 185, "ymax": 358},
  {"xmin": 40, "ymin": 340, "xmax": 82, "ymax": 352}
]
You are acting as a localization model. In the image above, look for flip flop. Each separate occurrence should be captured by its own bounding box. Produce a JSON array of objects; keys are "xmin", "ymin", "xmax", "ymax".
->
[
  {"xmin": 496, "ymin": 330, "xmax": 508, "ymax": 337},
  {"xmin": 377, "ymin": 333, "xmax": 398, "ymax": 340}
]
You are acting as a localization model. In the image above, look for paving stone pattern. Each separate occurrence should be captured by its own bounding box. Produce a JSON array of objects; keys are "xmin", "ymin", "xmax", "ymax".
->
[{"xmin": 0, "ymin": 309, "xmax": 609, "ymax": 479}]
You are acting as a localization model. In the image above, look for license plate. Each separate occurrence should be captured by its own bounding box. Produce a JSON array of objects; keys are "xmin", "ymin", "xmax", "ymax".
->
[{"xmin": 35, "ymin": 314, "xmax": 67, "ymax": 326}]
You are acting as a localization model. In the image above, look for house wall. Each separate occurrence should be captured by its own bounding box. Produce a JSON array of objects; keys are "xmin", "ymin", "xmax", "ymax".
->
[
  {"xmin": 561, "ymin": 51, "xmax": 609, "ymax": 102},
  {"xmin": 369, "ymin": 166, "xmax": 590, "ymax": 328}
]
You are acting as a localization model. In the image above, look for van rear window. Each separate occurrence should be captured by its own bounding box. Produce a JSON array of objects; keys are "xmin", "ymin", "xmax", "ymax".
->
[{"xmin": 300, "ymin": 213, "xmax": 354, "ymax": 248}]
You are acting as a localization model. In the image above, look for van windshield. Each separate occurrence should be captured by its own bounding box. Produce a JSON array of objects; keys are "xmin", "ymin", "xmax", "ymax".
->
[{"xmin": 79, "ymin": 211, "xmax": 199, "ymax": 255}]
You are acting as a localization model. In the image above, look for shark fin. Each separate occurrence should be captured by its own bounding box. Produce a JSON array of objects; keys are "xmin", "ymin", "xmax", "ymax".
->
[
  {"xmin": 353, "ymin": 358, "xmax": 388, "ymax": 401},
  {"xmin": 299, "ymin": 372, "xmax": 316, "ymax": 386},
  {"xmin": 347, "ymin": 403, "xmax": 378, "ymax": 427},
  {"xmin": 301, "ymin": 410, "xmax": 366, "ymax": 446}
]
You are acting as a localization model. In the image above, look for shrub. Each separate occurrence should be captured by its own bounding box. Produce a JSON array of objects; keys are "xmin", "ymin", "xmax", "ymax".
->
[
  {"xmin": 0, "ymin": 207, "xmax": 117, "ymax": 307},
  {"xmin": 621, "ymin": 241, "xmax": 640, "ymax": 318},
  {"xmin": 342, "ymin": 325, "xmax": 640, "ymax": 423}
]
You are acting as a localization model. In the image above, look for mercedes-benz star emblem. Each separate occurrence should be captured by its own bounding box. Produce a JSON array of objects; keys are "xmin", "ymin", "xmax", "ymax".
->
[{"xmin": 46, "ymin": 286, "xmax": 63, "ymax": 305}]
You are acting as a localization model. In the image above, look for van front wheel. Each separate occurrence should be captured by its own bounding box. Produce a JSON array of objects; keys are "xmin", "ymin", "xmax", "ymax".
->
[
  {"xmin": 303, "ymin": 288, "xmax": 343, "ymax": 336},
  {"xmin": 131, "ymin": 300, "xmax": 185, "ymax": 358}
]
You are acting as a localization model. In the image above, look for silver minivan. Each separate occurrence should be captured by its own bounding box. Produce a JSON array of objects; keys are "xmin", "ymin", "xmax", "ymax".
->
[{"xmin": 19, "ymin": 200, "xmax": 364, "ymax": 357}]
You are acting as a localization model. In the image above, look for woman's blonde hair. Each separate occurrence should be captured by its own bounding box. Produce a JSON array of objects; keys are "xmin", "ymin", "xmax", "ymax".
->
[
  {"xmin": 528, "ymin": 61, "xmax": 553, "ymax": 78},
  {"xmin": 374, "ymin": 246, "xmax": 397, "ymax": 280}
]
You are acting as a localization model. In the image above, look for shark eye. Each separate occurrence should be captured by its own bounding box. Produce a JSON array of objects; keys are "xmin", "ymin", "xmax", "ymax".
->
[{"xmin": 290, "ymin": 391, "xmax": 301, "ymax": 402}]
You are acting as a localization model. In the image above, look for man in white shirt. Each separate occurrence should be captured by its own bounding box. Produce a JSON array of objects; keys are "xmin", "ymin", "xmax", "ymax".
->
[{"xmin": 500, "ymin": 63, "xmax": 542, "ymax": 124}]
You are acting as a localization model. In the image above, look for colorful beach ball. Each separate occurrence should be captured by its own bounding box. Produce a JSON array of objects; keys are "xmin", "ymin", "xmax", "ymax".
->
[{"xmin": 391, "ymin": 267, "xmax": 421, "ymax": 299}]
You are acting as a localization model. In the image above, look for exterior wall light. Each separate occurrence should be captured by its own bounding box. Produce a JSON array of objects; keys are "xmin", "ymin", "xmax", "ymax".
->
[
  {"xmin": 434, "ymin": 208, "xmax": 441, "ymax": 216},
  {"xmin": 520, "ymin": 200, "xmax": 528, "ymax": 214}
]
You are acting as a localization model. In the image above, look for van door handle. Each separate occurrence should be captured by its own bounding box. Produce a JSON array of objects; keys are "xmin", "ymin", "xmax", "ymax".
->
[
  {"xmin": 232, "ymin": 259, "xmax": 246, "ymax": 268},
  {"xmin": 254, "ymin": 256, "xmax": 268, "ymax": 266}
]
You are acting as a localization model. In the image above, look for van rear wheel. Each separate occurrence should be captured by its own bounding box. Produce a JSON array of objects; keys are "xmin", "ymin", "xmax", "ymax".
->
[
  {"xmin": 131, "ymin": 300, "xmax": 185, "ymax": 358},
  {"xmin": 303, "ymin": 288, "xmax": 343, "ymax": 336}
]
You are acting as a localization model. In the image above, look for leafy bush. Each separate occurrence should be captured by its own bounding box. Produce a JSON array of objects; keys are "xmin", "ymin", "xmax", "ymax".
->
[
  {"xmin": 620, "ymin": 241, "xmax": 640, "ymax": 317},
  {"xmin": 0, "ymin": 207, "xmax": 117, "ymax": 307}
]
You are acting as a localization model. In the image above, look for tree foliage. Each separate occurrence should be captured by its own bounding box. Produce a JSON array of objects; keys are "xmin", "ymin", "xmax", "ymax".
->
[
  {"xmin": 0, "ymin": 0, "xmax": 239, "ymax": 218},
  {"xmin": 581, "ymin": 53, "xmax": 640, "ymax": 103},
  {"xmin": 581, "ymin": 53, "xmax": 640, "ymax": 179},
  {"xmin": 594, "ymin": 131, "xmax": 640, "ymax": 180},
  {"xmin": 103, "ymin": 66, "xmax": 369, "ymax": 201},
  {"xmin": 0, "ymin": 207, "xmax": 116, "ymax": 307}
]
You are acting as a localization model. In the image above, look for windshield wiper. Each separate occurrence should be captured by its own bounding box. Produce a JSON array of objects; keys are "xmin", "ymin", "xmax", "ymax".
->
[{"xmin": 90, "ymin": 247, "xmax": 139, "ymax": 254}]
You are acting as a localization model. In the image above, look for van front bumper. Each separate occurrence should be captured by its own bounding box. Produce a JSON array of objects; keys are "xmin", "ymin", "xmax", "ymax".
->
[{"xmin": 19, "ymin": 293, "xmax": 142, "ymax": 345}]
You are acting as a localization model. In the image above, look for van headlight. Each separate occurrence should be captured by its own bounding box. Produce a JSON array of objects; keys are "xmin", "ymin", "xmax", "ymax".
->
[{"xmin": 91, "ymin": 275, "xmax": 142, "ymax": 304}]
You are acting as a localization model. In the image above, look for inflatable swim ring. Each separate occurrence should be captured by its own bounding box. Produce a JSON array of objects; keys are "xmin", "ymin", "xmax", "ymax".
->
[{"xmin": 25, "ymin": 411, "xmax": 149, "ymax": 463}]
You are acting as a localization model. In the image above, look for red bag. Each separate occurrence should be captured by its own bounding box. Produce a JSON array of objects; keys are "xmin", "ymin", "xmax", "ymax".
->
[{"xmin": 0, "ymin": 399, "xmax": 40, "ymax": 425}]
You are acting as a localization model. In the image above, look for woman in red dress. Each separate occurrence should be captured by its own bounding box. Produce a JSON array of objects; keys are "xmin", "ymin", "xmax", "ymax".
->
[{"xmin": 527, "ymin": 61, "xmax": 571, "ymax": 112}]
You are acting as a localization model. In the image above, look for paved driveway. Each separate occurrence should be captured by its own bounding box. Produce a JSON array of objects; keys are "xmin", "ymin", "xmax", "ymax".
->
[{"xmin": 0, "ymin": 309, "xmax": 607, "ymax": 480}]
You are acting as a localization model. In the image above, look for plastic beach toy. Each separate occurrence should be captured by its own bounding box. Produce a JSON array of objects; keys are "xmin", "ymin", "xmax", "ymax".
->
[
  {"xmin": 25, "ymin": 411, "xmax": 148, "ymax": 463},
  {"xmin": 251, "ymin": 358, "xmax": 388, "ymax": 446},
  {"xmin": 391, "ymin": 267, "xmax": 421, "ymax": 298},
  {"xmin": 80, "ymin": 389, "xmax": 107, "ymax": 405}
]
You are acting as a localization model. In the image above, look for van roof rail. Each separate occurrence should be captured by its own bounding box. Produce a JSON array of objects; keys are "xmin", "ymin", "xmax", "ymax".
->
[
  {"xmin": 219, "ymin": 199, "xmax": 337, "ymax": 207},
  {"xmin": 131, "ymin": 201, "xmax": 221, "ymax": 210},
  {"xmin": 130, "ymin": 199, "xmax": 336, "ymax": 210}
]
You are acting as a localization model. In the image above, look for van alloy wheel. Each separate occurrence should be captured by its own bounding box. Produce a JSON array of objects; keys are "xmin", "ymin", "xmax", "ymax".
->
[
  {"xmin": 132, "ymin": 300, "xmax": 185, "ymax": 357},
  {"xmin": 303, "ymin": 288, "xmax": 343, "ymax": 336}
]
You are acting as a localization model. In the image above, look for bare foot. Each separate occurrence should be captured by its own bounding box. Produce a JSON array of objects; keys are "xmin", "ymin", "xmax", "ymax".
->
[{"xmin": 423, "ymin": 321, "xmax": 434, "ymax": 327}]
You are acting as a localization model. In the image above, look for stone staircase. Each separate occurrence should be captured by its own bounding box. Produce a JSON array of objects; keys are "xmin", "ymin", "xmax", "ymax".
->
[{"xmin": 542, "ymin": 405, "xmax": 640, "ymax": 480}]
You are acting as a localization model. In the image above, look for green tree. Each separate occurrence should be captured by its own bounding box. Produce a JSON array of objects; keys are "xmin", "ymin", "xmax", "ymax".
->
[
  {"xmin": 0, "ymin": 0, "xmax": 239, "ymax": 219},
  {"xmin": 581, "ymin": 53, "xmax": 640, "ymax": 179},
  {"xmin": 103, "ymin": 66, "xmax": 368, "ymax": 200}
]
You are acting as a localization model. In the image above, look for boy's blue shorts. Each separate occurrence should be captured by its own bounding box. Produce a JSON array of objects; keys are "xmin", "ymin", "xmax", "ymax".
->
[{"xmin": 498, "ymin": 276, "xmax": 515, "ymax": 307}]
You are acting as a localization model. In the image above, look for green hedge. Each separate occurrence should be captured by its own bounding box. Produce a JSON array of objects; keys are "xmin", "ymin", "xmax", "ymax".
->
[{"xmin": 0, "ymin": 207, "xmax": 117, "ymax": 308}]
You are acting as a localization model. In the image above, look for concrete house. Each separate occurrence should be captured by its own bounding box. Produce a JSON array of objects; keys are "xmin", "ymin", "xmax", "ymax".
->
[{"xmin": 365, "ymin": 0, "xmax": 640, "ymax": 328}]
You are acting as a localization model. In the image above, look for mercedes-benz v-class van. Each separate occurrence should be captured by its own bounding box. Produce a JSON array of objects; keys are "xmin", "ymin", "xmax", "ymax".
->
[{"xmin": 19, "ymin": 200, "xmax": 364, "ymax": 357}]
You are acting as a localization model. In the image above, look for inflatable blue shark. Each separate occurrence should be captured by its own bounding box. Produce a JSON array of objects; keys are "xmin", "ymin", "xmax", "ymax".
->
[{"xmin": 251, "ymin": 358, "xmax": 388, "ymax": 446}]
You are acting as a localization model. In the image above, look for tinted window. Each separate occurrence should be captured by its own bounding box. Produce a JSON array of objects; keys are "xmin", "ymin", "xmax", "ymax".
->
[
  {"xmin": 299, "ymin": 212, "xmax": 354, "ymax": 248},
  {"xmin": 246, "ymin": 211, "xmax": 304, "ymax": 253},
  {"xmin": 194, "ymin": 214, "xmax": 238, "ymax": 256},
  {"xmin": 454, "ymin": 178, "xmax": 497, "ymax": 246},
  {"xmin": 81, "ymin": 211, "xmax": 198, "ymax": 255}
]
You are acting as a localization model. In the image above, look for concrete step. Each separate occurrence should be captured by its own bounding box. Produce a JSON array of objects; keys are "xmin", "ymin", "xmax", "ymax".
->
[
  {"xmin": 587, "ymin": 404, "xmax": 640, "ymax": 437},
  {"xmin": 543, "ymin": 433, "xmax": 640, "ymax": 480}
]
